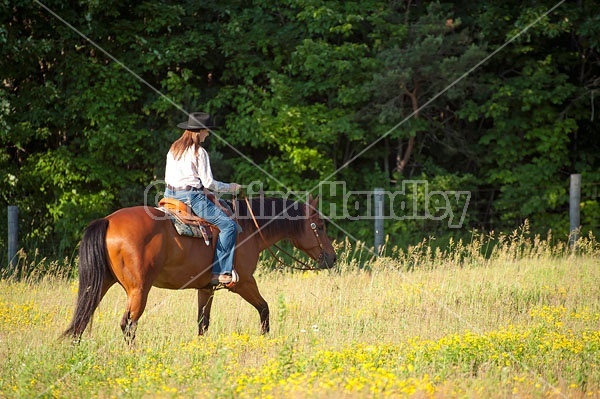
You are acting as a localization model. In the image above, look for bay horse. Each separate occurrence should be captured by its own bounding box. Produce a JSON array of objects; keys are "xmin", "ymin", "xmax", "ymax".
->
[{"xmin": 63, "ymin": 195, "xmax": 336, "ymax": 343}]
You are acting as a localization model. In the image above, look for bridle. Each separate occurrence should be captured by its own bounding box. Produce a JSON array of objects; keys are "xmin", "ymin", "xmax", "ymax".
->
[{"xmin": 243, "ymin": 196, "xmax": 326, "ymax": 271}]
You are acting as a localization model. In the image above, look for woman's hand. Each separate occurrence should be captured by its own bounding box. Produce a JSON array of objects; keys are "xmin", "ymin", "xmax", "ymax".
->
[{"xmin": 229, "ymin": 183, "xmax": 241, "ymax": 193}]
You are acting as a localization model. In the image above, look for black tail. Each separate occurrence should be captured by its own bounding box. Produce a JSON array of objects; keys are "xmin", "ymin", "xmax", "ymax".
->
[{"xmin": 63, "ymin": 218, "xmax": 110, "ymax": 340}]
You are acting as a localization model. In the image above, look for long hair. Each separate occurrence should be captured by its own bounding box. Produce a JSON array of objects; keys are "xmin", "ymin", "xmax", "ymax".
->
[{"xmin": 169, "ymin": 130, "xmax": 204, "ymax": 160}]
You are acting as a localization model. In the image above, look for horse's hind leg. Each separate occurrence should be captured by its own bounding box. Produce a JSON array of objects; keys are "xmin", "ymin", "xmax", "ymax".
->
[
  {"xmin": 197, "ymin": 288, "xmax": 214, "ymax": 335},
  {"xmin": 120, "ymin": 287, "xmax": 149, "ymax": 346},
  {"xmin": 100, "ymin": 272, "xmax": 117, "ymax": 301}
]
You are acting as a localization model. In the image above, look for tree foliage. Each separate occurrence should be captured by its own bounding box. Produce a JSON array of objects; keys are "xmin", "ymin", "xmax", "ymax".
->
[{"xmin": 1, "ymin": 0, "xmax": 599, "ymax": 261}]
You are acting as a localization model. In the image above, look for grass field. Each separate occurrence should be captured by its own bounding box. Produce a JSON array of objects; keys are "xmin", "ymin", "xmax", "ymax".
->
[{"xmin": 1, "ymin": 229, "xmax": 599, "ymax": 398}]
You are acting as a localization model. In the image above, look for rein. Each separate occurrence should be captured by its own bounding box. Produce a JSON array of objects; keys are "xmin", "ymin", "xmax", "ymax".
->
[{"xmin": 243, "ymin": 196, "xmax": 324, "ymax": 271}]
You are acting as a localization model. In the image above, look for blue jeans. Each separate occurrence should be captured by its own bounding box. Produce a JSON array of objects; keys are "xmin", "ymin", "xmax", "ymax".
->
[{"xmin": 165, "ymin": 189, "xmax": 237, "ymax": 275}]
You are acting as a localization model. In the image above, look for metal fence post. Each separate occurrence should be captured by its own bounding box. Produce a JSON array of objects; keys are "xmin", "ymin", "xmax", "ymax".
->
[
  {"xmin": 8, "ymin": 206, "xmax": 18, "ymax": 268},
  {"xmin": 374, "ymin": 188, "xmax": 384, "ymax": 255},
  {"xmin": 569, "ymin": 174, "xmax": 581, "ymax": 248}
]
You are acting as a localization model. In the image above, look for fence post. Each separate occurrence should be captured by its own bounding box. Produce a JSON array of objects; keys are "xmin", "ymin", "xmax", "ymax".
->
[
  {"xmin": 374, "ymin": 188, "xmax": 384, "ymax": 255},
  {"xmin": 8, "ymin": 206, "xmax": 18, "ymax": 268},
  {"xmin": 569, "ymin": 174, "xmax": 581, "ymax": 248}
]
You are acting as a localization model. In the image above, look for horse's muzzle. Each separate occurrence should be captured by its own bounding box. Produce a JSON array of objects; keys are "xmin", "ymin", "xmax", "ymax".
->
[{"xmin": 319, "ymin": 252, "xmax": 337, "ymax": 269}]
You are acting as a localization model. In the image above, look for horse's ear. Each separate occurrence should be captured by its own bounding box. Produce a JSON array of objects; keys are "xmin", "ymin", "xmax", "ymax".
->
[{"xmin": 308, "ymin": 195, "xmax": 319, "ymax": 216}]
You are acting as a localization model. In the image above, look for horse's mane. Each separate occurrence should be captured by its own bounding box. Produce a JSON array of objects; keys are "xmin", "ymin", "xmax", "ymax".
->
[{"xmin": 235, "ymin": 197, "xmax": 306, "ymax": 237}]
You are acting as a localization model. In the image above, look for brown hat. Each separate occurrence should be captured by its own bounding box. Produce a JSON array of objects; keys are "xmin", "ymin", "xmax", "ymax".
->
[{"xmin": 177, "ymin": 112, "xmax": 214, "ymax": 130}]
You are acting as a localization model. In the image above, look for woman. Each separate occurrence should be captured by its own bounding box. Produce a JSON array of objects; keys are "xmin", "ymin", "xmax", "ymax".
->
[{"xmin": 164, "ymin": 112, "xmax": 241, "ymax": 286}]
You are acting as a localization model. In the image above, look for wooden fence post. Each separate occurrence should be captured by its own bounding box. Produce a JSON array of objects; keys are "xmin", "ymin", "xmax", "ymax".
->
[
  {"xmin": 569, "ymin": 174, "xmax": 581, "ymax": 248},
  {"xmin": 374, "ymin": 188, "xmax": 384, "ymax": 255},
  {"xmin": 8, "ymin": 206, "xmax": 18, "ymax": 268}
]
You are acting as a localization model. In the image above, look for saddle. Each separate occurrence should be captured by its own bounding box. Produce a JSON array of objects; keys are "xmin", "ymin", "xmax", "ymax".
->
[
  {"xmin": 158, "ymin": 197, "xmax": 218, "ymax": 245},
  {"xmin": 157, "ymin": 194, "xmax": 238, "ymax": 245}
]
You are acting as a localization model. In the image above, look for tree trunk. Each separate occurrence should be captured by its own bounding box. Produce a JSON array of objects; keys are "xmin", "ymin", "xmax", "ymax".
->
[{"xmin": 396, "ymin": 83, "xmax": 419, "ymax": 174}]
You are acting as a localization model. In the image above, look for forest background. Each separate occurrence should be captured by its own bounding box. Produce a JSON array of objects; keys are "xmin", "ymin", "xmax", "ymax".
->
[{"xmin": 1, "ymin": 0, "xmax": 599, "ymax": 262}]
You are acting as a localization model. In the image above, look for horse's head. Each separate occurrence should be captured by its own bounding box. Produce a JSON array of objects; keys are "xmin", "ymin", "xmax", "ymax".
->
[{"xmin": 291, "ymin": 195, "xmax": 336, "ymax": 269}]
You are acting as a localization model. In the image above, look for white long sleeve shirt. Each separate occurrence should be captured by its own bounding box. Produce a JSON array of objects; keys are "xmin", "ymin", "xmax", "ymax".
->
[{"xmin": 165, "ymin": 146, "xmax": 233, "ymax": 193}]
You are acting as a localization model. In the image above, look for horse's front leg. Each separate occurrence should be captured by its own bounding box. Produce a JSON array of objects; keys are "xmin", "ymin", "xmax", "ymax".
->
[
  {"xmin": 231, "ymin": 276, "xmax": 270, "ymax": 334},
  {"xmin": 197, "ymin": 288, "xmax": 214, "ymax": 335}
]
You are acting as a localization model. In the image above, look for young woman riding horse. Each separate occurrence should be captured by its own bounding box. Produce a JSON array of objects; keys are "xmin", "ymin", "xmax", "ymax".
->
[
  {"xmin": 164, "ymin": 112, "xmax": 241, "ymax": 286},
  {"xmin": 63, "ymin": 113, "xmax": 336, "ymax": 344}
]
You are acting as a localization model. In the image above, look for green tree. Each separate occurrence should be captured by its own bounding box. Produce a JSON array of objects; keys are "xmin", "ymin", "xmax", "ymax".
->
[
  {"xmin": 0, "ymin": 1, "xmax": 211, "ymax": 256},
  {"xmin": 459, "ymin": 0, "xmax": 599, "ymax": 235},
  {"xmin": 1, "ymin": 0, "xmax": 599, "ymax": 263},
  {"xmin": 371, "ymin": 2, "xmax": 487, "ymax": 179}
]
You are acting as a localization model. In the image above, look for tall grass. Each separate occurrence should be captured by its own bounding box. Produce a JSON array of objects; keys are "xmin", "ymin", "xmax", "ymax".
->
[{"xmin": 1, "ymin": 228, "xmax": 599, "ymax": 398}]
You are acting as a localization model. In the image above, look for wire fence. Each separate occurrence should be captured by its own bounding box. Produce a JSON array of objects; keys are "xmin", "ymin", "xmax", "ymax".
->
[{"xmin": 2, "ymin": 180, "xmax": 600, "ymax": 269}]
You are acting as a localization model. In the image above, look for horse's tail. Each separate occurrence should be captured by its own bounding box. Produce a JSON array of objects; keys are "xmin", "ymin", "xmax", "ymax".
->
[{"xmin": 63, "ymin": 218, "xmax": 110, "ymax": 341}]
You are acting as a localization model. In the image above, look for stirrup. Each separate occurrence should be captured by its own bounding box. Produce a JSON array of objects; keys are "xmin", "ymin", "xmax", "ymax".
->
[{"xmin": 210, "ymin": 270, "xmax": 239, "ymax": 289}]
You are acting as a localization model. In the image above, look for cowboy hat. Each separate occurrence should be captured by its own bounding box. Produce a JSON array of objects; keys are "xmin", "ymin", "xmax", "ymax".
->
[{"xmin": 177, "ymin": 112, "xmax": 214, "ymax": 130}]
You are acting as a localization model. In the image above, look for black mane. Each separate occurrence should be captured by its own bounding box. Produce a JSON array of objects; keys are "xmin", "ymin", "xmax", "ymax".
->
[{"xmin": 235, "ymin": 197, "xmax": 306, "ymax": 237}]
